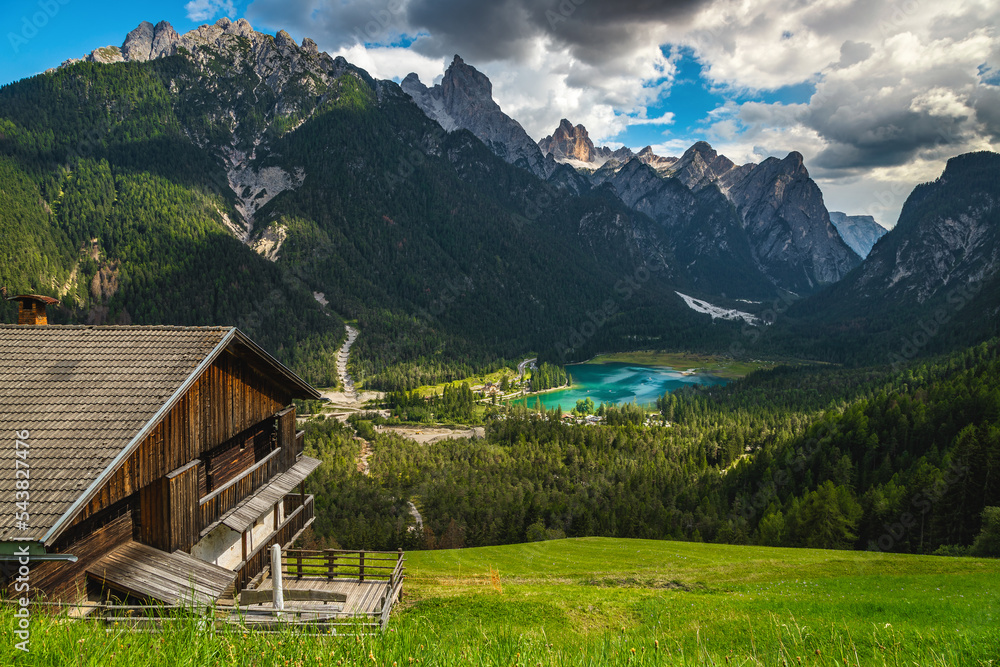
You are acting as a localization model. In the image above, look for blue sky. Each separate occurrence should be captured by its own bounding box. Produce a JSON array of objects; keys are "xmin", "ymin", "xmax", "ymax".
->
[
  {"xmin": 2, "ymin": 0, "xmax": 998, "ymax": 228},
  {"xmin": 1, "ymin": 1, "xmax": 209, "ymax": 84},
  {"xmin": 615, "ymin": 47, "xmax": 816, "ymax": 156}
]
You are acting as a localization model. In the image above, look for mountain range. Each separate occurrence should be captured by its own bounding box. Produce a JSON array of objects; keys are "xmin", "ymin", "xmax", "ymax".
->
[
  {"xmin": 404, "ymin": 60, "xmax": 861, "ymax": 296},
  {"xmin": 1, "ymin": 18, "xmax": 997, "ymax": 385}
]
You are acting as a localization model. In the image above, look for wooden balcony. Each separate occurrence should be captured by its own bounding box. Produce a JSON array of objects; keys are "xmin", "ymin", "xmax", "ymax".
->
[
  {"xmin": 247, "ymin": 548, "xmax": 406, "ymax": 631},
  {"xmin": 199, "ymin": 447, "xmax": 283, "ymax": 532}
]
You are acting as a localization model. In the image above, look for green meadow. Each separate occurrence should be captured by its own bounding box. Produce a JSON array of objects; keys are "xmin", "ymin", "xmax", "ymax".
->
[{"xmin": 2, "ymin": 537, "xmax": 997, "ymax": 665}]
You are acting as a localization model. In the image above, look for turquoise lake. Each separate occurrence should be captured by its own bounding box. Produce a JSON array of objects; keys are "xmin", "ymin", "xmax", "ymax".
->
[{"xmin": 512, "ymin": 362, "xmax": 729, "ymax": 412}]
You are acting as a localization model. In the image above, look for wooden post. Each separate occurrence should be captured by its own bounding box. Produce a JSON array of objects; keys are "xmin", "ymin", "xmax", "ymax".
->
[
  {"xmin": 271, "ymin": 544, "xmax": 284, "ymax": 614},
  {"xmin": 296, "ymin": 550, "xmax": 303, "ymax": 579},
  {"xmin": 398, "ymin": 548, "xmax": 404, "ymax": 598},
  {"xmin": 241, "ymin": 531, "xmax": 248, "ymax": 562},
  {"xmin": 327, "ymin": 550, "xmax": 336, "ymax": 580},
  {"xmin": 359, "ymin": 551, "xmax": 365, "ymax": 582}
]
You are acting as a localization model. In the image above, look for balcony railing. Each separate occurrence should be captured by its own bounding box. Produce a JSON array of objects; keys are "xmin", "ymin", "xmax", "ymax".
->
[
  {"xmin": 279, "ymin": 548, "xmax": 405, "ymax": 630},
  {"xmin": 198, "ymin": 447, "xmax": 283, "ymax": 534}
]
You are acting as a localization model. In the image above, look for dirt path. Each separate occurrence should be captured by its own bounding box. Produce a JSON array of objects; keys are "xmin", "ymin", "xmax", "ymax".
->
[
  {"xmin": 356, "ymin": 438, "xmax": 372, "ymax": 475},
  {"xmin": 408, "ymin": 501, "xmax": 423, "ymax": 532}
]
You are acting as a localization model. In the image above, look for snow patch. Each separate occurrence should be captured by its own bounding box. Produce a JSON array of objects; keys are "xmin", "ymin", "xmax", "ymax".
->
[
  {"xmin": 675, "ymin": 291, "xmax": 761, "ymax": 325},
  {"xmin": 423, "ymin": 95, "xmax": 458, "ymax": 132}
]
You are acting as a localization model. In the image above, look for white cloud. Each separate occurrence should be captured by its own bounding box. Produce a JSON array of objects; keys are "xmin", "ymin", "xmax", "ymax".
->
[
  {"xmin": 186, "ymin": 0, "xmax": 237, "ymax": 23},
  {"xmin": 330, "ymin": 44, "xmax": 446, "ymax": 85}
]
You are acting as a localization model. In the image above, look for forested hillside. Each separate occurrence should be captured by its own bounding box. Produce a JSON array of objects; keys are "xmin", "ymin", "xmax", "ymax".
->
[
  {"xmin": 773, "ymin": 152, "xmax": 1000, "ymax": 366},
  {"xmin": 0, "ymin": 61, "xmax": 344, "ymax": 385},
  {"xmin": 303, "ymin": 338, "xmax": 1000, "ymax": 555}
]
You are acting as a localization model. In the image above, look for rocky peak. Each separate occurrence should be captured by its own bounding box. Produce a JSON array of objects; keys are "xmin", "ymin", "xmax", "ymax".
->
[
  {"xmin": 121, "ymin": 20, "xmax": 181, "ymax": 62},
  {"xmin": 275, "ymin": 30, "xmax": 296, "ymax": 48},
  {"xmin": 670, "ymin": 141, "xmax": 740, "ymax": 191},
  {"xmin": 401, "ymin": 56, "xmax": 551, "ymax": 178},
  {"xmin": 635, "ymin": 145, "xmax": 678, "ymax": 172},
  {"xmin": 538, "ymin": 119, "xmax": 653, "ymax": 170},
  {"xmin": 538, "ymin": 119, "xmax": 597, "ymax": 163},
  {"xmin": 63, "ymin": 18, "xmax": 370, "ymax": 256},
  {"xmin": 727, "ymin": 151, "xmax": 860, "ymax": 291},
  {"xmin": 829, "ymin": 212, "xmax": 887, "ymax": 258},
  {"xmin": 851, "ymin": 151, "xmax": 1000, "ymax": 303}
]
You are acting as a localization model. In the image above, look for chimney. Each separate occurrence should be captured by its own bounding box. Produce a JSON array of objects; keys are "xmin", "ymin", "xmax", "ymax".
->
[{"xmin": 7, "ymin": 294, "xmax": 59, "ymax": 326}]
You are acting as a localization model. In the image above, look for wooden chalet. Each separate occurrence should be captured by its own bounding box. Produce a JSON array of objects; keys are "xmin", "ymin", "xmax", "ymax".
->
[{"xmin": 0, "ymin": 295, "xmax": 322, "ymax": 607}]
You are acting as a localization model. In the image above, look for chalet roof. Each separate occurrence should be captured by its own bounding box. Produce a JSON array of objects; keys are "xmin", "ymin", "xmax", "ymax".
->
[{"xmin": 0, "ymin": 325, "xmax": 320, "ymax": 545}]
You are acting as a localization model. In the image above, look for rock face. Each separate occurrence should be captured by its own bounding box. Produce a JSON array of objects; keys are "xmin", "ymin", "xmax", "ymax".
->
[
  {"xmin": 539, "ymin": 119, "xmax": 597, "ymax": 163},
  {"xmin": 534, "ymin": 121, "xmax": 858, "ymax": 293},
  {"xmin": 537, "ymin": 120, "xmax": 666, "ymax": 170},
  {"xmin": 401, "ymin": 56, "xmax": 551, "ymax": 178},
  {"xmin": 845, "ymin": 151, "xmax": 1000, "ymax": 304},
  {"xmin": 65, "ymin": 18, "xmax": 375, "ymax": 258},
  {"xmin": 727, "ymin": 151, "xmax": 860, "ymax": 293},
  {"xmin": 829, "ymin": 212, "xmax": 888, "ymax": 258},
  {"xmin": 121, "ymin": 20, "xmax": 181, "ymax": 62},
  {"xmin": 635, "ymin": 145, "xmax": 678, "ymax": 173},
  {"xmin": 595, "ymin": 140, "xmax": 860, "ymax": 295},
  {"xmin": 599, "ymin": 158, "xmax": 777, "ymax": 297},
  {"xmin": 668, "ymin": 141, "xmax": 753, "ymax": 197}
]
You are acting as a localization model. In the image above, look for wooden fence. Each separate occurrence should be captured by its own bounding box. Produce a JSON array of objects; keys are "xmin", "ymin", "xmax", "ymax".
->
[{"xmin": 279, "ymin": 548, "xmax": 405, "ymax": 630}]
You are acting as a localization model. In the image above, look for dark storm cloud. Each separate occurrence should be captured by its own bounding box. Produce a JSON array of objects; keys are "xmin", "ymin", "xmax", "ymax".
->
[
  {"xmin": 407, "ymin": 0, "xmax": 702, "ymax": 62},
  {"xmin": 246, "ymin": 0, "xmax": 704, "ymax": 62},
  {"xmin": 246, "ymin": 0, "xmax": 412, "ymax": 51}
]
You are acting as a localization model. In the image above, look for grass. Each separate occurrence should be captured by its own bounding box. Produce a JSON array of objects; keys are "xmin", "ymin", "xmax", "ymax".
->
[
  {"xmin": 587, "ymin": 351, "xmax": 777, "ymax": 379},
  {"xmin": 2, "ymin": 538, "xmax": 997, "ymax": 665}
]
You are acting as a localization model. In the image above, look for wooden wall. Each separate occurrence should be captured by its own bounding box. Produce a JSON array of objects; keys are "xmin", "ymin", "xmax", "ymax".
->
[
  {"xmin": 277, "ymin": 407, "xmax": 297, "ymax": 471},
  {"xmin": 67, "ymin": 350, "xmax": 291, "ymax": 530},
  {"xmin": 202, "ymin": 422, "xmax": 274, "ymax": 492},
  {"xmin": 136, "ymin": 461, "xmax": 199, "ymax": 553},
  {"xmin": 26, "ymin": 514, "xmax": 133, "ymax": 604},
  {"xmin": 166, "ymin": 462, "xmax": 199, "ymax": 553}
]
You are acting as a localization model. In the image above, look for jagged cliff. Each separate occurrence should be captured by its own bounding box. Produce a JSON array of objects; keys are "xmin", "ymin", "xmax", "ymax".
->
[{"xmin": 401, "ymin": 56, "xmax": 552, "ymax": 178}]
